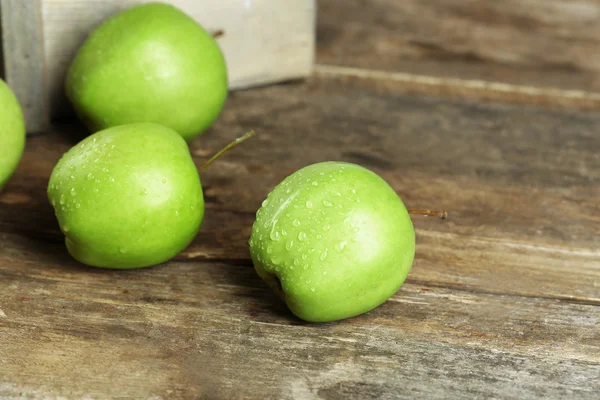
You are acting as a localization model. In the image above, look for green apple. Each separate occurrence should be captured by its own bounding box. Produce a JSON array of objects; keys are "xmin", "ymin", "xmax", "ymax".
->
[
  {"xmin": 249, "ymin": 162, "xmax": 415, "ymax": 322},
  {"xmin": 0, "ymin": 78, "xmax": 26, "ymax": 190},
  {"xmin": 66, "ymin": 2, "xmax": 228, "ymax": 141},
  {"xmin": 47, "ymin": 123, "xmax": 204, "ymax": 268}
]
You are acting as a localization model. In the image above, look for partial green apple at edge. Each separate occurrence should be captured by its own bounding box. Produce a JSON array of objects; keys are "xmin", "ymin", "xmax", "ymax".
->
[
  {"xmin": 0, "ymin": 78, "xmax": 26, "ymax": 191},
  {"xmin": 47, "ymin": 123, "xmax": 254, "ymax": 269},
  {"xmin": 65, "ymin": 2, "xmax": 228, "ymax": 141},
  {"xmin": 249, "ymin": 162, "xmax": 446, "ymax": 323}
]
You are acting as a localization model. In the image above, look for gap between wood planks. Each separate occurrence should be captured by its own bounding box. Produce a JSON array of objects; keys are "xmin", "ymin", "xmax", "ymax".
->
[{"xmin": 314, "ymin": 64, "xmax": 600, "ymax": 111}]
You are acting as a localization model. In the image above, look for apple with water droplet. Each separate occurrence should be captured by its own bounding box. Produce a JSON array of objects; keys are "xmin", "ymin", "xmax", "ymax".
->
[
  {"xmin": 66, "ymin": 2, "xmax": 228, "ymax": 141},
  {"xmin": 48, "ymin": 123, "xmax": 204, "ymax": 268},
  {"xmin": 0, "ymin": 78, "xmax": 26, "ymax": 190},
  {"xmin": 249, "ymin": 162, "xmax": 416, "ymax": 322}
]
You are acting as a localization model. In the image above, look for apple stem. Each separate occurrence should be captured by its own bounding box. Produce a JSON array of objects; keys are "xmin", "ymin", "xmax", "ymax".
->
[
  {"xmin": 198, "ymin": 130, "xmax": 256, "ymax": 172},
  {"xmin": 211, "ymin": 29, "xmax": 224, "ymax": 39},
  {"xmin": 408, "ymin": 209, "xmax": 448, "ymax": 219}
]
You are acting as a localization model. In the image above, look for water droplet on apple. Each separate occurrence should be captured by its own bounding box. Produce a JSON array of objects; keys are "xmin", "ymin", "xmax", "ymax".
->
[
  {"xmin": 356, "ymin": 198, "xmax": 361, "ymax": 203},
  {"xmin": 70, "ymin": 175, "xmax": 75, "ymax": 180},
  {"xmin": 310, "ymin": 287, "xmax": 315, "ymax": 292},
  {"xmin": 262, "ymin": 199, "xmax": 269, "ymax": 207},
  {"xmin": 119, "ymin": 247, "xmax": 127, "ymax": 254},
  {"xmin": 51, "ymin": 199, "xmax": 56, "ymax": 206},
  {"xmin": 309, "ymin": 228, "xmax": 315, "ymax": 233},
  {"xmin": 298, "ymin": 231, "xmax": 306, "ymax": 241},
  {"xmin": 322, "ymin": 271, "xmax": 328, "ymax": 276},
  {"xmin": 269, "ymin": 230, "xmax": 280, "ymax": 241},
  {"xmin": 292, "ymin": 219, "xmax": 301, "ymax": 227},
  {"xmin": 175, "ymin": 210, "xmax": 180, "ymax": 217},
  {"xmin": 70, "ymin": 188, "xmax": 76, "ymax": 196},
  {"xmin": 351, "ymin": 189, "xmax": 356, "ymax": 194},
  {"xmin": 323, "ymin": 224, "xmax": 331, "ymax": 232},
  {"xmin": 281, "ymin": 228, "xmax": 288, "ymax": 236},
  {"xmin": 266, "ymin": 245, "xmax": 273, "ymax": 254},
  {"xmin": 63, "ymin": 225, "xmax": 70, "ymax": 232},
  {"xmin": 322, "ymin": 200, "xmax": 333, "ymax": 207},
  {"xmin": 294, "ymin": 257, "xmax": 301, "ymax": 265},
  {"xmin": 335, "ymin": 241, "xmax": 348, "ymax": 252},
  {"xmin": 285, "ymin": 240, "xmax": 294, "ymax": 250},
  {"xmin": 110, "ymin": 177, "xmax": 115, "ymax": 182},
  {"xmin": 319, "ymin": 248, "xmax": 328, "ymax": 261},
  {"xmin": 86, "ymin": 173, "xmax": 93, "ymax": 181},
  {"xmin": 142, "ymin": 188, "xmax": 148, "ymax": 195},
  {"xmin": 162, "ymin": 179, "xmax": 166, "ymax": 184},
  {"xmin": 93, "ymin": 188, "xmax": 99, "ymax": 193},
  {"xmin": 302, "ymin": 254, "xmax": 308, "ymax": 260},
  {"xmin": 311, "ymin": 181, "xmax": 318, "ymax": 186},
  {"xmin": 76, "ymin": 203, "xmax": 81, "ymax": 208},
  {"xmin": 92, "ymin": 137, "xmax": 97, "ymax": 144},
  {"xmin": 305, "ymin": 200, "xmax": 313, "ymax": 208},
  {"xmin": 59, "ymin": 195, "xmax": 65, "ymax": 205},
  {"xmin": 303, "ymin": 264, "xmax": 309, "ymax": 270}
]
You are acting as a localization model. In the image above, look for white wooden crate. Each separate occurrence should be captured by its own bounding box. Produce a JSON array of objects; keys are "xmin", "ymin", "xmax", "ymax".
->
[{"xmin": 1, "ymin": 0, "xmax": 316, "ymax": 132}]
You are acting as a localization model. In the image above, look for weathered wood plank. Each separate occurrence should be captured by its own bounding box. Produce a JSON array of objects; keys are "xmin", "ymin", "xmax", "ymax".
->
[
  {"xmin": 0, "ymin": 247, "xmax": 599, "ymax": 399},
  {"xmin": 0, "ymin": 0, "xmax": 49, "ymax": 132},
  {"xmin": 317, "ymin": 0, "xmax": 600, "ymax": 108},
  {"xmin": 2, "ymin": 76, "xmax": 599, "ymax": 304}
]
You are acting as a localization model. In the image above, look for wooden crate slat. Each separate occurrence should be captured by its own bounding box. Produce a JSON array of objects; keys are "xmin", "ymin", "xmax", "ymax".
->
[{"xmin": 1, "ymin": 0, "xmax": 49, "ymax": 132}]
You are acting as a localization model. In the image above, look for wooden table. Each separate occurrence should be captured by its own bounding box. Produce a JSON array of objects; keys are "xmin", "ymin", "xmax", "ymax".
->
[{"xmin": 2, "ymin": 2, "xmax": 600, "ymax": 399}]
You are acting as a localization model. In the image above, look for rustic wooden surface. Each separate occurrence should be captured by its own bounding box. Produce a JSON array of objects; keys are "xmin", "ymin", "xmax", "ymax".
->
[
  {"xmin": 2, "ymin": 2, "xmax": 600, "ymax": 397},
  {"xmin": 1, "ymin": 75, "xmax": 599, "ymax": 398},
  {"xmin": 317, "ymin": 0, "xmax": 600, "ymax": 109}
]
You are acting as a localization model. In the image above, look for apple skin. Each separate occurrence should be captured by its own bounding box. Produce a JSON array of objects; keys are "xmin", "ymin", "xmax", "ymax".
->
[
  {"xmin": 0, "ymin": 78, "xmax": 26, "ymax": 191},
  {"xmin": 65, "ymin": 2, "xmax": 228, "ymax": 141},
  {"xmin": 249, "ymin": 162, "xmax": 415, "ymax": 322},
  {"xmin": 47, "ymin": 123, "xmax": 204, "ymax": 269}
]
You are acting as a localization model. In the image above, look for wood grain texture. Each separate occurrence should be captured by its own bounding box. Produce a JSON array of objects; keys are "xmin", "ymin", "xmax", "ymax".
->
[
  {"xmin": 1, "ymin": 76, "xmax": 599, "ymax": 398},
  {"xmin": 317, "ymin": 0, "xmax": 600, "ymax": 107},
  {"xmin": 42, "ymin": 0, "xmax": 315, "ymax": 117},
  {"xmin": 0, "ymin": 0, "xmax": 49, "ymax": 133},
  {"xmin": 1, "ymin": 251, "xmax": 599, "ymax": 399}
]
